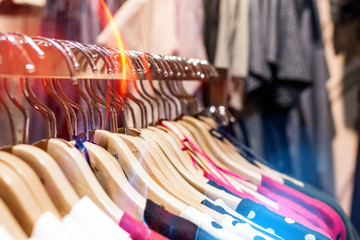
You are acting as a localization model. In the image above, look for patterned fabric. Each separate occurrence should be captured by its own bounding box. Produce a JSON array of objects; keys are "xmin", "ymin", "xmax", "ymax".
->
[
  {"xmin": 236, "ymin": 199, "xmax": 331, "ymax": 240},
  {"xmin": 207, "ymin": 180, "xmax": 332, "ymax": 238},
  {"xmin": 144, "ymin": 200, "xmax": 218, "ymax": 240},
  {"xmin": 202, "ymin": 199, "xmax": 282, "ymax": 240}
]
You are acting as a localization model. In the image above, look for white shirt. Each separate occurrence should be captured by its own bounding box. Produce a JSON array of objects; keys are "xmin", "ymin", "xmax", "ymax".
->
[
  {"xmin": 31, "ymin": 212, "xmax": 73, "ymax": 240},
  {"xmin": 65, "ymin": 197, "xmax": 131, "ymax": 240},
  {"xmin": 0, "ymin": 226, "xmax": 15, "ymax": 240}
]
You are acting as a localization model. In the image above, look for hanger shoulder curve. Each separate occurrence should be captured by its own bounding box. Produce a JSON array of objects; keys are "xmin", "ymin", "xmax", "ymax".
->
[
  {"xmin": 33, "ymin": 138, "xmax": 124, "ymax": 223},
  {"xmin": 0, "ymin": 151, "xmax": 60, "ymax": 218},
  {"xmin": 0, "ymin": 161, "xmax": 43, "ymax": 236},
  {"xmin": 3, "ymin": 144, "xmax": 80, "ymax": 217},
  {"xmin": 0, "ymin": 198, "xmax": 27, "ymax": 240}
]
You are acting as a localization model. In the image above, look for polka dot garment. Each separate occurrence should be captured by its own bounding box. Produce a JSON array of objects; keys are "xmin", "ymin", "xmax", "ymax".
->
[{"xmin": 236, "ymin": 199, "xmax": 331, "ymax": 240}]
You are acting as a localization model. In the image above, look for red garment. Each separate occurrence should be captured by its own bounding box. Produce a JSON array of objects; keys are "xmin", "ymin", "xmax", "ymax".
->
[{"xmin": 119, "ymin": 212, "xmax": 169, "ymax": 240}]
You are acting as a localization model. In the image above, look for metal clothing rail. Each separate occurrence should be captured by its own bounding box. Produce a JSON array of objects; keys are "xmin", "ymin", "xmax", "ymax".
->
[{"xmin": 0, "ymin": 32, "xmax": 219, "ymax": 82}]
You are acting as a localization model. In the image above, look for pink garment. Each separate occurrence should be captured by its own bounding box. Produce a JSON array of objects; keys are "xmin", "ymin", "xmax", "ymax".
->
[
  {"xmin": 261, "ymin": 176, "xmax": 346, "ymax": 240},
  {"xmin": 119, "ymin": 212, "xmax": 169, "ymax": 240},
  {"xmin": 163, "ymin": 123, "xmax": 333, "ymax": 238},
  {"xmin": 203, "ymin": 170, "xmax": 332, "ymax": 239}
]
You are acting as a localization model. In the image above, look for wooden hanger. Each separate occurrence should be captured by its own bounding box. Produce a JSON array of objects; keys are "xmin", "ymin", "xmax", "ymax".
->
[
  {"xmin": 151, "ymin": 125, "xmax": 249, "ymax": 209},
  {"xmin": 92, "ymin": 130, "xmax": 187, "ymax": 215},
  {"xmin": 34, "ymin": 138, "xmax": 124, "ymax": 223},
  {"xmin": 0, "ymin": 198, "xmax": 27, "ymax": 240},
  {"xmin": 2, "ymin": 144, "xmax": 80, "ymax": 216},
  {"xmin": 0, "ymin": 151, "xmax": 60, "ymax": 218},
  {"xmin": 0, "ymin": 161, "xmax": 43, "ymax": 236},
  {"xmin": 179, "ymin": 117, "xmax": 263, "ymax": 184},
  {"xmin": 68, "ymin": 140, "xmax": 146, "ymax": 221},
  {"xmin": 115, "ymin": 132, "xmax": 226, "ymax": 223},
  {"xmin": 119, "ymin": 134, "xmax": 203, "ymax": 205}
]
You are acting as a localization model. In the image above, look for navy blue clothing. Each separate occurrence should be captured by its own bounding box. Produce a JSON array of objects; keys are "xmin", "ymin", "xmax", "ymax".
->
[
  {"xmin": 351, "ymin": 106, "xmax": 360, "ymax": 235},
  {"xmin": 144, "ymin": 199, "xmax": 218, "ymax": 240}
]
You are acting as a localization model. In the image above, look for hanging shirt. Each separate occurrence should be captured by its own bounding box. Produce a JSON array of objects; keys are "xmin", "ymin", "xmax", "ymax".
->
[
  {"xmin": 119, "ymin": 212, "xmax": 169, "ymax": 240},
  {"xmin": 235, "ymin": 198, "xmax": 331, "ymax": 240},
  {"xmin": 180, "ymin": 206, "xmax": 243, "ymax": 240},
  {"xmin": 65, "ymin": 196, "xmax": 131, "ymax": 240},
  {"xmin": 97, "ymin": 0, "xmax": 179, "ymax": 55},
  {"xmin": 0, "ymin": 226, "xmax": 15, "ymax": 240},
  {"xmin": 201, "ymin": 199, "xmax": 281, "ymax": 240},
  {"xmin": 285, "ymin": 179, "xmax": 359, "ymax": 240},
  {"xmin": 261, "ymin": 176, "xmax": 346, "ymax": 240},
  {"xmin": 143, "ymin": 199, "xmax": 218, "ymax": 240},
  {"xmin": 31, "ymin": 211, "xmax": 74, "ymax": 240},
  {"xmin": 62, "ymin": 214, "xmax": 94, "ymax": 240},
  {"xmin": 214, "ymin": 0, "xmax": 250, "ymax": 78}
]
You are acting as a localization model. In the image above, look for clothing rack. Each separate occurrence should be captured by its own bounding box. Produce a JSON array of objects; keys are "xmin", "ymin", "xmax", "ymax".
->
[{"xmin": 0, "ymin": 32, "xmax": 220, "ymax": 82}]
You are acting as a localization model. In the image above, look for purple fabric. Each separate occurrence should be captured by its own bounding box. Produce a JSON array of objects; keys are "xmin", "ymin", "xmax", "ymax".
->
[{"xmin": 262, "ymin": 175, "xmax": 346, "ymax": 240}]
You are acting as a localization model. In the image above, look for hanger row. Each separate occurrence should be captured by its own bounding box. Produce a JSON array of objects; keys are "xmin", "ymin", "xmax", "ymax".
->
[{"xmin": 0, "ymin": 32, "xmax": 219, "ymax": 81}]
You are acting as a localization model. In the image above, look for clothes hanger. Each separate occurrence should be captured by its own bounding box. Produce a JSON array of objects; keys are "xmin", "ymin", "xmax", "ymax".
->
[
  {"xmin": 134, "ymin": 51, "xmax": 163, "ymax": 123},
  {"xmin": 4, "ymin": 78, "xmax": 30, "ymax": 144},
  {"xmin": 147, "ymin": 126, "xmax": 246, "ymax": 209},
  {"xmin": 148, "ymin": 54, "xmax": 174, "ymax": 120},
  {"xmin": 0, "ymin": 198, "xmax": 27, "ymax": 240},
  {"xmin": 0, "ymin": 87, "xmax": 17, "ymax": 145},
  {"xmin": 142, "ymin": 53, "xmax": 173, "ymax": 121},
  {"xmin": 128, "ymin": 51, "xmax": 156, "ymax": 126},
  {"xmin": 96, "ymin": 79, "xmax": 128, "ymax": 132},
  {"xmin": 180, "ymin": 116, "xmax": 264, "ymax": 185},
  {"xmin": 20, "ymin": 77, "xmax": 56, "ymax": 138},
  {"xmin": 0, "ymin": 161, "xmax": 43, "ymax": 236},
  {"xmin": 34, "ymin": 138, "xmax": 125, "ymax": 222},
  {"xmin": 80, "ymin": 141, "xmax": 146, "ymax": 220},
  {"xmin": 54, "ymin": 78, "xmax": 89, "ymax": 139},
  {"xmin": 0, "ymin": 151, "xmax": 61, "ymax": 217},
  {"xmin": 118, "ymin": 134, "xmax": 225, "ymax": 223},
  {"xmin": 26, "ymin": 41, "xmax": 125, "ymax": 222},
  {"xmin": 41, "ymin": 78, "xmax": 75, "ymax": 140},
  {"xmin": 85, "ymin": 78, "xmax": 117, "ymax": 132},
  {"xmin": 92, "ymin": 129, "xmax": 187, "ymax": 215},
  {"xmin": 3, "ymin": 144, "xmax": 81, "ymax": 217}
]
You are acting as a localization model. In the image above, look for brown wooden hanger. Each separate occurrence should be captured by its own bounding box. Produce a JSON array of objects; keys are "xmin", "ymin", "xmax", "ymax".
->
[
  {"xmin": 0, "ymin": 198, "xmax": 27, "ymax": 240},
  {"xmin": 2, "ymin": 144, "xmax": 80, "ymax": 216}
]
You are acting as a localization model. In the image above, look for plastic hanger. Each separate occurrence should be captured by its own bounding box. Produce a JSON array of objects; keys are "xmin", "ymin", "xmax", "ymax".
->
[
  {"xmin": 0, "ymin": 198, "xmax": 27, "ymax": 240},
  {"xmin": 0, "ymin": 161, "xmax": 43, "ymax": 236},
  {"xmin": 3, "ymin": 144, "xmax": 80, "ymax": 216},
  {"xmin": 0, "ymin": 151, "xmax": 61, "ymax": 217}
]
